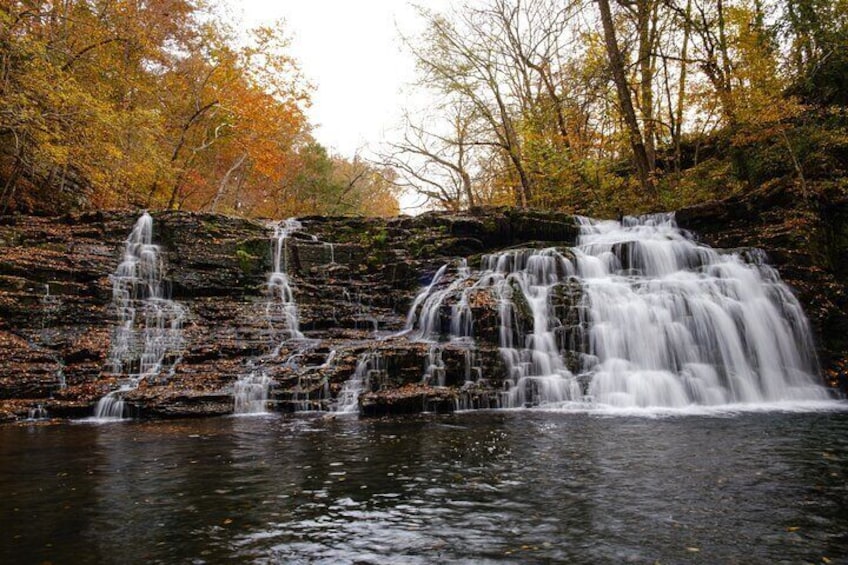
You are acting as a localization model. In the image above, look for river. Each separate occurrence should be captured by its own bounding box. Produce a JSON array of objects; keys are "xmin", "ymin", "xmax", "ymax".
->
[{"xmin": 2, "ymin": 409, "xmax": 847, "ymax": 564}]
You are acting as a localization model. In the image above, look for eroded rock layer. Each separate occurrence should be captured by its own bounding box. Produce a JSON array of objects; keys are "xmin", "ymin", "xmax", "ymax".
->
[
  {"xmin": 0, "ymin": 185, "xmax": 845, "ymax": 422},
  {"xmin": 0, "ymin": 208, "xmax": 578, "ymax": 420}
]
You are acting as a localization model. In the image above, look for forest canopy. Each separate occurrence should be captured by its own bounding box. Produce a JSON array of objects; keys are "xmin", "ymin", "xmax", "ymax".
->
[
  {"xmin": 385, "ymin": 0, "xmax": 848, "ymax": 215},
  {"xmin": 0, "ymin": 0, "xmax": 399, "ymax": 217},
  {"xmin": 1, "ymin": 0, "xmax": 846, "ymax": 218}
]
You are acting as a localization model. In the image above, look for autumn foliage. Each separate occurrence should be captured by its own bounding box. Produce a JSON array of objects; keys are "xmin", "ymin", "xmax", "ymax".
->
[
  {"xmin": 0, "ymin": 0, "xmax": 397, "ymax": 217},
  {"xmin": 392, "ymin": 0, "xmax": 848, "ymax": 215}
]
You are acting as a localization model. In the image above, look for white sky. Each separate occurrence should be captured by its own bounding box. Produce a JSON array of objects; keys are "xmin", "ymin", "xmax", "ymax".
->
[{"xmin": 236, "ymin": 0, "xmax": 452, "ymax": 159}]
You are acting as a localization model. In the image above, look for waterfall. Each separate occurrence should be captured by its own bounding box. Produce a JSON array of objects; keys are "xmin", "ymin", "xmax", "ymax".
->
[
  {"xmin": 404, "ymin": 264, "xmax": 449, "ymax": 331},
  {"xmin": 27, "ymin": 404, "xmax": 48, "ymax": 420},
  {"xmin": 233, "ymin": 372, "xmax": 272, "ymax": 414},
  {"xmin": 335, "ymin": 351, "xmax": 383, "ymax": 413},
  {"xmin": 402, "ymin": 213, "xmax": 829, "ymax": 410},
  {"xmin": 573, "ymin": 213, "xmax": 829, "ymax": 408},
  {"xmin": 233, "ymin": 219, "xmax": 306, "ymax": 415},
  {"xmin": 95, "ymin": 212, "xmax": 185, "ymax": 419},
  {"xmin": 403, "ymin": 261, "xmax": 479, "ymax": 387},
  {"xmin": 267, "ymin": 218, "xmax": 304, "ymax": 343}
]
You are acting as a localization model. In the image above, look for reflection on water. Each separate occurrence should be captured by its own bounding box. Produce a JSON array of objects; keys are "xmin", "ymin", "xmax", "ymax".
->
[{"xmin": 2, "ymin": 410, "xmax": 847, "ymax": 564}]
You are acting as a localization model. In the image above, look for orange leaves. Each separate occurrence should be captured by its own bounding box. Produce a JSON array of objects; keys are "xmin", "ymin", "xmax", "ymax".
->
[
  {"xmin": 0, "ymin": 0, "xmax": 316, "ymax": 216},
  {"xmin": 0, "ymin": 2, "xmax": 397, "ymax": 218}
]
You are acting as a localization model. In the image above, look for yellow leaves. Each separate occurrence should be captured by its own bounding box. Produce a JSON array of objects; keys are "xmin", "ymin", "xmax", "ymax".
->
[{"xmin": 0, "ymin": 0, "xmax": 319, "ymax": 215}]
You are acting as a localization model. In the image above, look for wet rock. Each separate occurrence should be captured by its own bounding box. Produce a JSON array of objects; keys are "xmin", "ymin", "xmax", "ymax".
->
[
  {"xmin": 360, "ymin": 384, "xmax": 457, "ymax": 416},
  {"xmin": 1, "ymin": 193, "xmax": 844, "ymax": 420}
]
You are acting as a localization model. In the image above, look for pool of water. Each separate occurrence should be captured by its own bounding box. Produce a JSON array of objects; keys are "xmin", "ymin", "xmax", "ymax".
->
[{"xmin": 2, "ymin": 409, "xmax": 847, "ymax": 564}]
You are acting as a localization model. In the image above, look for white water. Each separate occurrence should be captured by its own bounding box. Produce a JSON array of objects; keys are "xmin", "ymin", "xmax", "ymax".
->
[
  {"xmin": 233, "ymin": 372, "xmax": 272, "ymax": 414},
  {"xmin": 403, "ymin": 260, "xmax": 481, "ymax": 391},
  {"xmin": 234, "ymin": 219, "xmax": 306, "ymax": 414},
  {"xmin": 94, "ymin": 213, "xmax": 185, "ymax": 419},
  {"xmin": 267, "ymin": 218, "xmax": 304, "ymax": 343},
  {"xmin": 575, "ymin": 214, "xmax": 828, "ymax": 408},
  {"xmin": 404, "ymin": 213, "xmax": 832, "ymax": 411},
  {"xmin": 335, "ymin": 352, "xmax": 383, "ymax": 413}
]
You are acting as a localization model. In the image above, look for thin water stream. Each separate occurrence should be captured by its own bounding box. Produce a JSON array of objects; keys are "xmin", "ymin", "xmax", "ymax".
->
[
  {"xmin": 94, "ymin": 213, "xmax": 185, "ymax": 419},
  {"xmin": 2, "ymin": 410, "xmax": 846, "ymax": 564}
]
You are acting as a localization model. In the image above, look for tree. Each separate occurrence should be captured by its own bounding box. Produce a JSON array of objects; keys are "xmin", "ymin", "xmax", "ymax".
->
[
  {"xmin": 0, "ymin": 2, "xmax": 325, "ymax": 217},
  {"xmin": 783, "ymin": 0, "xmax": 848, "ymax": 106},
  {"xmin": 380, "ymin": 99, "xmax": 482, "ymax": 210},
  {"xmin": 597, "ymin": 0, "xmax": 656, "ymax": 194}
]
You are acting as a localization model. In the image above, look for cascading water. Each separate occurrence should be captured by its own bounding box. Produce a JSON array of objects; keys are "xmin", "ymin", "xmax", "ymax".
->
[
  {"xmin": 335, "ymin": 351, "xmax": 384, "ymax": 414},
  {"xmin": 233, "ymin": 219, "xmax": 305, "ymax": 414},
  {"xmin": 573, "ymin": 214, "xmax": 829, "ymax": 408},
  {"xmin": 267, "ymin": 218, "xmax": 304, "ymax": 343},
  {"xmin": 233, "ymin": 372, "xmax": 272, "ymax": 414},
  {"xmin": 95, "ymin": 212, "xmax": 185, "ymax": 419},
  {"xmin": 404, "ymin": 260, "xmax": 481, "ymax": 389},
  {"xmin": 478, "ymin": 248, "xmax": 583, "ymax": 407},
  {"xmin": 402, "ymin": 213, "xmax": 830, "ymax": 410}
]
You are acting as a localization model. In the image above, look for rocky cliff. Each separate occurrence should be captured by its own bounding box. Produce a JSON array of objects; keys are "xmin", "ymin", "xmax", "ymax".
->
[
  {"xmin": 0, "ymin": 185, "xmax": 844, "ymax": 422},
  {"xmin": 0, "ymin": 208, "xmax": 579, "ymax": 420}
]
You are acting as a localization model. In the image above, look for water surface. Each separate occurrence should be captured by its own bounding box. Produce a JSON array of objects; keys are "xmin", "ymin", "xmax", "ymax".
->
[{"xmin": 2, "ymin": 410, "xmax": 847, "ymax": 564}]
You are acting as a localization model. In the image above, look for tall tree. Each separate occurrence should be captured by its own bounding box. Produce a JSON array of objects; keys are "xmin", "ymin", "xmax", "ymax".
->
[{"xmin": 597, "ymin": 0, "xmax": 655, "ymax": 193}]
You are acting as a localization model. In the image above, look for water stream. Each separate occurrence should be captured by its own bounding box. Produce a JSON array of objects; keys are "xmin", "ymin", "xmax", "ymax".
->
[
  {"xmin": 335, "ymin": 351, "xmax": 385, "ymax": 414},
  {"xmin": 233, "ymin": 219, "xmax": 307, "ymax": 415},
  {"xmin": 94, "ymin": 213, "xmax": 185, "ymax": 419},
  {"xmin": 266, "ymin": 218, "xmax": 305, "ymax": 344}
]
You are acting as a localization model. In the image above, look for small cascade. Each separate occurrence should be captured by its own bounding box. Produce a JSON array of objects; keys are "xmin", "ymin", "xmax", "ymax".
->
[
  {"xmin": 93, "ymin": 390, "xmax": 128, "ymax": 419},
  {"xmin": 422, "ymin": 344, "xmax": 447, "ymax": 386},
  {"xmin": 404, "ymin": 264, "xmax": 449, "ymax": 331},
  {"xmin": 335, "ymin": 351, "xmax": 384, "ymax": 414},
  {"xmin": 56, "ymin": 365, "xmax": 66, "ymax": 390},
  {"xmin": 325, "ymin": 242, "xmax": 336, "ymax": 264},
  {"xmin": 404, "ymin": 260, "xmax": 480, "ymax": 388},
  {"xmin": 473, "ymin": 248, "xmax": 583, "ymax": 407},
  {"xmin": 320, "ymin": 350, "xmax": 337, "ymax": 369},
  {"xmin": 286, "ymin": 349, "xmax": 338, "ymax": 412},
  {"xmin": 27, "ymin": 404, "xmax": 48, "ymax": 420},
  {"xmin": 233, "ymin": 372, "xmax": 272, "ymax": 414},
  {"xmin": 341, "ymin": 289, "xmax": 379, "ymax": 334},
  {"xmin": 40, "ymin": 283, "xmax": 61, "ymax": 332},
  {"xmin": 267, "ymin": 218, "xmax": 304, "ymax": 343},
  {"xmin": 405, "ymin": 261, "xmax": 473, "ymax": 339},
  {"xmin": 95, "ymin": 212, "xmax": 185, "ymax": 419},
  {"xmin": 232, "ymin": 219, "xmax": 307, "ymax": 414}
]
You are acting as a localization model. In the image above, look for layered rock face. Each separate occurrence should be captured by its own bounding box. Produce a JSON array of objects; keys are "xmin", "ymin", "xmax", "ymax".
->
[
  {"xmin": 0, "ymin": 186, "xmax": 844, "ymax": 422},
  {"xmin": 0, "ymin": 209, "xmax": 578, "ymax": 420}
]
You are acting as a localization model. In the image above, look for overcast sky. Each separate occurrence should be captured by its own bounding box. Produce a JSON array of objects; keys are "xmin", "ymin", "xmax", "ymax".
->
[{"xmin": 236, "ymin": 1, "xmax": 452, "ymax": 159}]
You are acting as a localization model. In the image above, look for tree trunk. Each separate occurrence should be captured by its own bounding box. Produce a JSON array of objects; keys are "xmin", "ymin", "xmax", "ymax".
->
[
  {"xmin": 597, "ymin": 0, "xmax": 654, "ymax": 194},
  {"xmin": 637, "ymin": 0, "xmax": 657, "ymax": 171},
  {"xmin": 209, "ymin": 153, "xmax": 248, "ymax": 213},
  {"xmin": 674, "ymin": 0, "xmax": 693, "ymax": 174}
]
